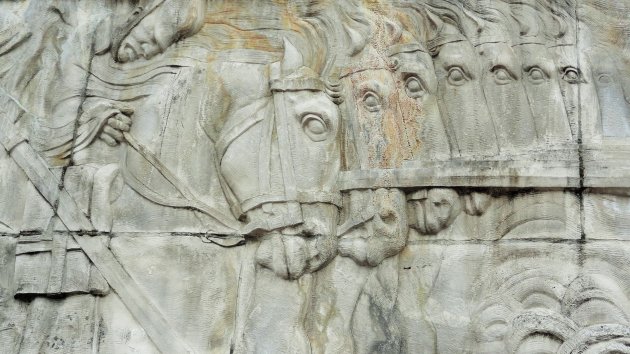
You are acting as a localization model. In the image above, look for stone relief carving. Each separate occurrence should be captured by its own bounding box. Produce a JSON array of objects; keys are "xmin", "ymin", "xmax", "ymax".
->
[{"xmin": 2, "ymin": 0, "xmax": 630, "ymax": 353}]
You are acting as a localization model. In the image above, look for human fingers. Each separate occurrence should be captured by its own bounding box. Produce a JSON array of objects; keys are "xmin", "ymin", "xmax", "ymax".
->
[
  {"xmin": 100, "ymin": 133, "xmax": 118, "ymax": 146},
  {"xmin": 118, "ymin": 105, "xmax": 135, "ymax": 116},
  {"xmin": 103, "ymin": 125, "xmax": 124, "ymax": 142},
  {"xmin": 115, "ymin": 112, "xmax": 132, "ymax": 126},
  {"xmin": 108, "ymin": 116, "xmax": 130, "ymax": 132}
]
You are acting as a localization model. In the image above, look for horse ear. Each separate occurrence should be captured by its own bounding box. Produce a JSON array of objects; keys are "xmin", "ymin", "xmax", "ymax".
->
[
  {"xmin": 281, "ymin": 37, "xmax": 304, "ymax": 73},
  {"xmin": 383, "ymin": 18, "xmax": 403, "ymax": 46},
  {"xmin": 424, "ymin": 9, "xmax": 444, "ymax": 37},
  {"xmin": 343, "ymin": 23, "xmax": 368, "ymax": 56}
]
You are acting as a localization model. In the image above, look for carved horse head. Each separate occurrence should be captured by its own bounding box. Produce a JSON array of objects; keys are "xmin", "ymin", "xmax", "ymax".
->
[
  {"xmin": 429, "ymin": 0, "xmax": 539, "ymax": 152},
  {"xmin": 339, "ymin": 13, "xmax": 433, "ymax": 169},
  {"xmin": 333, "ymin": 10, "xmax": 418, "ymax": 266},
  {"xmin": 505, "ymin": 0, "xmax": 573, "ymax": 144},
  {"xmin": 218, "ymin": 38, "xmax": 342, "ymax": 234},
  {"xmin": 419, "ymin": 4, "xmax": 501, "ymax": 158},
  {"xmin": 390, "ymin": 5, "xmax": 453, "ymax": 161},
  {"xmin": 215, "ymin": 38, "xmax": 343, "ymax": 278}
]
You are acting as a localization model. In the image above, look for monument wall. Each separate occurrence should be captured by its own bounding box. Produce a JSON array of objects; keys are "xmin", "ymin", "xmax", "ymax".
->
[{"xmin": 1, "ymin": 0, "xmax": 630, "ymax": 352}]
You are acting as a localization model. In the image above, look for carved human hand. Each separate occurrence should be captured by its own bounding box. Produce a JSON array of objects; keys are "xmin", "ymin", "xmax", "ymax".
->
[
  {"xmin": 338, "ymin": 189, "xmax": 408, "ymax": 267},
  {"xmin": 99, "ymin": 106, "xmax": 133, "ymax": 146},
  {"xmin": 72, "ymin": 102, "xmax": 134, "ymax": 154}
]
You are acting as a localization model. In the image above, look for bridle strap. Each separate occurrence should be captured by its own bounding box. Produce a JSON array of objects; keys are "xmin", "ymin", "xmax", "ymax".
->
[
  {"xmin": 270, "ymin": 78, "xmax": 327, "ymax": 92},
  {"xmin": 270, "ymin": 83, "xmax": 303, "ymax": 222},
  {"xmin": 214, "ymin": 98, "xmax": 271, "ymax": 161},
  {"xmin": 240, "ymin": 191, "xmax": 342, "ymax": 214}
]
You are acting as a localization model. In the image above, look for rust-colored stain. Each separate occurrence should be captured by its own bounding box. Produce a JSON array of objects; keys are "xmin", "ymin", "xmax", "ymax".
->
[
  {"xmin": 203, "ymin": 8, "xmax": 278, "ymax": 52},
  {"xmin": 397, "ymin": 91, "xmax": 423, "ymax": 161},
  {"xmin": 51, "ymin": 155, "xmax": 70, "ymax": 167},
  {"xmin": 203, "ymin": 1, "xmax": 314, "ymax": 53},
  {"xmin": 346, "ymin": 69, "xmax": 417, "ymax": 169}
]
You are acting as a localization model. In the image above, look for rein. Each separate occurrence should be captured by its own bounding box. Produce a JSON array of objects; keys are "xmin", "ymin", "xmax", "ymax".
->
[{"xmin": 121, "ymin": 131, "xmax": 243, "ymax": 233}]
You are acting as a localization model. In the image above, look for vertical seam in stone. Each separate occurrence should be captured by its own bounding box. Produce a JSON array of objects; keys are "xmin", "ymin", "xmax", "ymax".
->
[
  {"xmin": 91, "ymin": 296, "xmax": 101, "ymax": 354},
  {"xmin": 575, "ymin": 1, "xmax": 587, "ymax": 271},
  {"xmin": 575, "ymin": 2, "xmax": 585, "ymax": 240}
]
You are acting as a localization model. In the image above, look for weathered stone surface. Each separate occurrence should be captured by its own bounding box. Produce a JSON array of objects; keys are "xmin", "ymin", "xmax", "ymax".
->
[{"xmin": 2, "ymin": 0, "xmax": 630, "ymax": 353}]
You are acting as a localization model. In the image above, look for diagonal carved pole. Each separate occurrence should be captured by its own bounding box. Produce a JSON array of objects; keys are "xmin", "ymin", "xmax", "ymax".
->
[
  {"xmin": 0, "ymin": 91, "xmax": 196, "ymax": 354},
  {"xmin": 72, "ymin": 235, "xmax": 197, "ymax": 354}
]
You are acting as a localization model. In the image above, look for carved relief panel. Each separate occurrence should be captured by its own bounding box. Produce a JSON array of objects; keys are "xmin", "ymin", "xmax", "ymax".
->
[{"xmin": 1, "ymin": 0, "xmax": 630, "ymax": 353}]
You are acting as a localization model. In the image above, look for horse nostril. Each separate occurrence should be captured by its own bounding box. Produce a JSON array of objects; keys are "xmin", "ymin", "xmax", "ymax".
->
[
  {"xmin": 140, "ymin": 43, "xmax": 151, "ymax": 57},
  {"xmin": 378, "ymin": 208, "xmax": 397, "ymax": 224},
  {"xmin": 425, "ymin": 220, "xmax": 440, "ymax": 234},
  {"xmin": 122, "ymin": 44, "xmax": 137, "ymax": 61}
]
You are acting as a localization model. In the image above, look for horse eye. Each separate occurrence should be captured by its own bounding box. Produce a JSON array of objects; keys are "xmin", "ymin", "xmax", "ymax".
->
[
  {"xmin": 492, "ymin": 66, "xmax": 514, "ymax": 85},
  {"xmin": 405, "ymin": 76, "xmax": 425, "ymax": 98},
  {"xmin": 362, "ymin": 91, "xmax": 382, "ymax": 112},
  {"xmin": 597, "ymin": 73, "xmax": 613, "ymax": 85},
  {"xmin": 561, "ymin": 67, "xmax": 582, "ymax": 84},
  {"xmin": 301, "ymin": 114, "xmax": 329, "ymax": 142},
  {"xmin": 526, "ymin": 67, "xmax": 548, "ymax": 84},
  {"xmin": 447, "ymin": 67, "xmax": 469, "ymax": 86}
]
